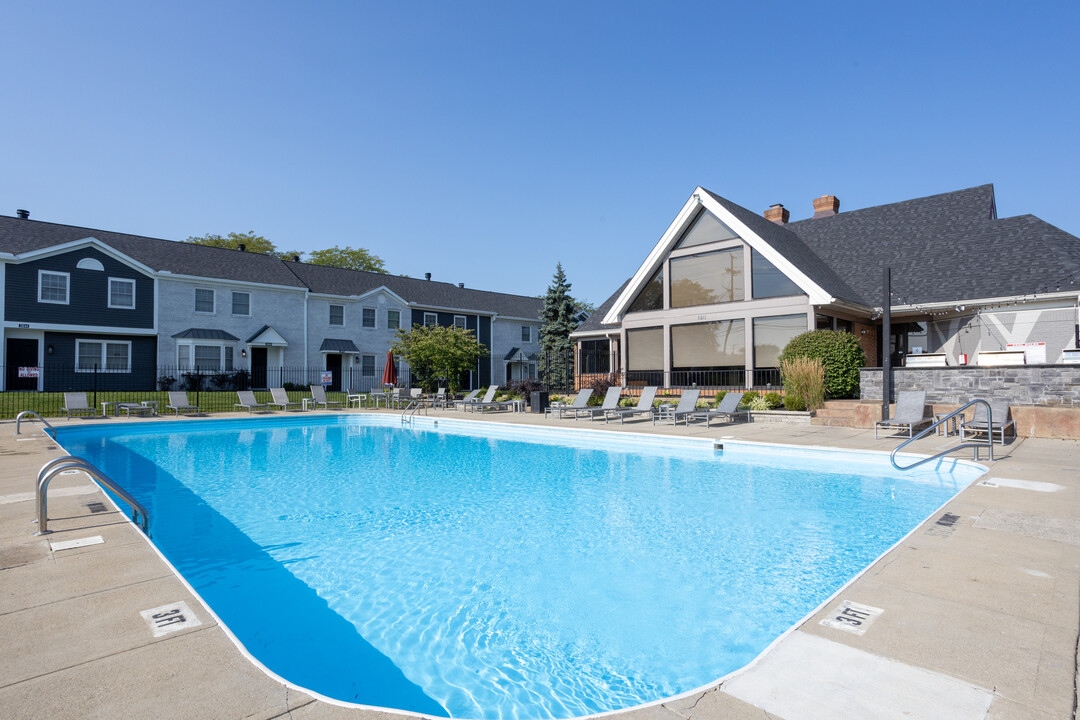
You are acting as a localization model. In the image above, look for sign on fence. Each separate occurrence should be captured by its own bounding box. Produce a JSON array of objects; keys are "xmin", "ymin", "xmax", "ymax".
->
[
  {"xmin": 320, "ymin": 371, "xmax": 333, "ymax": 385},
  {"xmin": 17, "ymin": 367, "xmax": 40, "ymax": 378}
]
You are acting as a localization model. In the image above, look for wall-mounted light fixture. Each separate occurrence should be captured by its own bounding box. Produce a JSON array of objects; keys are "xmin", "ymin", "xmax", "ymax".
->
[
  {"xmin": 241, "ymin": 348, "xmax": 247, "ymax": 358},
  {"xmin": 46, "ymin": 345, "xmax": 54, "ymax": 355}
]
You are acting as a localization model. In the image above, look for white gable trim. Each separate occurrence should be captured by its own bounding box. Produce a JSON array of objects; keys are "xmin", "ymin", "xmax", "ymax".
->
[
  {"xmin": 247, "ymin": 326, "xmax": 289, "ymax": 347},
  {"xmin": 14, "ymin": 237, "xmax": 156, "ymax": 276},
  {"xmin": 354, "ymin": 286, "xmax": 409, "ymax": 306},
  {"xmin": 602, "ymin": 188, "xmax": 835, "ymax": 324}
]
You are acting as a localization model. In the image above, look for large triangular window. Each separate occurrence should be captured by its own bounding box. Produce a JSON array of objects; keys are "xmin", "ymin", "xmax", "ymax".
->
[
  {"xmin": 628, "ymin": 266, "xmax": 663, "ymax": 313},
  {"xmin": 674, "ymin": 209, "xmax": 740, "ymax": 250}
]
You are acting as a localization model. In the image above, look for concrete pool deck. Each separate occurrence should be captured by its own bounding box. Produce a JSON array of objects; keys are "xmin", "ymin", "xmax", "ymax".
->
[{"xmin": 0, "ymin": 408, "xmax": 1076, "ymax": 720}]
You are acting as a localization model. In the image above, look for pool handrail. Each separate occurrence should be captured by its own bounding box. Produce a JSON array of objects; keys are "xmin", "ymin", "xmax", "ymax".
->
[
  {"xmin": 401, "ymin": 399, "xmax": 422, "ymax": 423},
  {"xmin": 15, "ymin": 410, "xmax": 56, "ymax": 438},
  {"xmin": 35, "ymin": 455, "xmax": 150, "ymax": 536},
  {"xmin": 890, "ymin": 399, "xmax": 993, "ymax": 470}
]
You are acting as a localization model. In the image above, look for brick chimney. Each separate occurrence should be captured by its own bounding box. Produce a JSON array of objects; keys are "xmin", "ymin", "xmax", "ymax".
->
[
  {"xmin": 812, "ymin": 195, "xmax": 839, "ymax": 218},
  {"xmin": 763, "ymin": 203, "xmax": 789, "ymax": 224}
]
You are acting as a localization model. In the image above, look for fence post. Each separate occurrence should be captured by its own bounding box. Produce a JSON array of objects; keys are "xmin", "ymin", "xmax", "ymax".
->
[{"xmin": 93, "ymin": 363, "xmax": 99, "ymax": 410}]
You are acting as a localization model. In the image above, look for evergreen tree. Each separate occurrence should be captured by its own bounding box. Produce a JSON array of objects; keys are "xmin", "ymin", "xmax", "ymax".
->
[{"xmin": 539, "ymin": 263, "xmax": 578, "ymax": 391}]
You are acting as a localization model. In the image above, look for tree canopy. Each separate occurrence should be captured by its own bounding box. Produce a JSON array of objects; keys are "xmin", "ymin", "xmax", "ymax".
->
[
  {"xmin": 539, "ymin": 263, "xmax": 579, "ymax": 392},
  {"xmin": 185, "ymin": 233, "xmax": 385, "ymax": 272},
  {"xmin": 391, "ymin": 324, "xmax": 489, "ymax": 393},
  {"xmin": 305, "ymin": 245, "xmax": 386, "ymax": 273}
]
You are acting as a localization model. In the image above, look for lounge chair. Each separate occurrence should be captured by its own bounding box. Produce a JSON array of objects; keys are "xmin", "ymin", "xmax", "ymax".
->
[
  {"xmin": 959, "ymin": 398, "xmax": 1016, "ymax": 444},
  {"xmin": 467, "ymin": 386, "xmax": 515, "ymax": 413},
  {"xmin": 117, "ymin": 402, "xmax": 153, "ymax": 418},
  {"xmin": 270, "ymin": 388, "xmax": 303, "ymax": 412},
  {"xmin": 604, "ymin": 386, "xmax": 658, "ymax": 424},
  {"xmin": 687, "ymin": 392, "xmax": 748, "ymax": 427},
  {"xmin": 309, "ymin": 385, "xmax": 342, "ymax": 410},
  {"xmin": 166, "ymin": 391, "xmax": 200, "ymax": 415},
  {"xmin": 545, "ymin": 389, "xmax": 593, "ymax": 418},
  {"xmin": 61, "ymin": 392, "xmax": 98, "ymax": 419},
  {"xmin": 575, "ymin": 386, "xmax": 623, "ymax": 421},
  {"xmin": 874, "ymin": 390, "xmax": 932, "ymax": 438},
  {"xmin": 452, "ymin": 389, "xmax": 482, "ymax": 410},
  {"xmin": 461, "ymin": 386, "xmax": 498, "ymax": 412},
  {"xmin": 653, "ymin": 389, "xmax": 702, "ymax": 425},
  {"xmin": 235, "ymin": 390, "xmax": 268, "ymax": 414},
  {"xmin": 431, "ymin": 388, "xmax": 448, "ymax": 408}
]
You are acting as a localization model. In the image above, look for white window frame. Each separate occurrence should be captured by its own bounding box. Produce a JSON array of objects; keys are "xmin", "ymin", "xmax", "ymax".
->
[
  {"xmin": 387, "ymin": 309, "xmax": 400, "ymax": 330},
  {"xmin": 423, "ymin": 312, "xmax": 438, "ymax": 327},
  {"xmin": 108, "ymin": 277, "xmax": 136, "ymax": 309},
  {"xmin": 231, "ymin": 291, "xmax": 251, "ymax": 317},
  {"xmin": 329, "ymin": 304, "xmax": 345, "ymax": 327},
  {"xmin": 194, "ymin": 287, "xmax": 215, "ymax": 314},
  {"xmin": 521, "ymin": 325, "xmax": 531, "ymax": 343},
  {"xmin": 38, "ymin": 270, "xmax": 70, "ymax": 305},
  {"xmin": 75, "ymin": 339, "xmax": 131, "ymax": 373},
  {"xmin": 453, "ymin": 315, "xmax": 467, "ymax": 330},
  {"xmin": 361, "ymin": 353, "xmax": 376, "ymax": 376},
  {"xmin": 362, "ymin": 306, "xmax": 376, "ymax": 329},
  {"xmin": 176, "ymin": 341, "xmax": 234, "ymax": 372}
]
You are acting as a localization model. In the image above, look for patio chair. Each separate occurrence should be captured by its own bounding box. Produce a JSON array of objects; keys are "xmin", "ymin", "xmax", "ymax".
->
[
  {"xmin": 235, "ymin": 390, "xmax": 268, "ymax": 414},
  {"xmin": 959, "ymin": 398, "xmax": 1016, "ymax": 445},
  {"xmin": 604, "ymin": 386, "xmax": 659, "ymax": 424},
  {"xmin": 309, "ymin": 385, "xmax": 342, "ymax": 410},
  {"xmin": 61, "ymin": 392, "xmax": 98, "ymax": 419},
  {"xmin": 653, "ymin": 389, "xmax": 702, "ymax": 425},
  {"xmin": 270, "ymin": 388, "xmax": 303, "ymax": 412},
  {"xmin": 544, "ymin": 389, "xmax": 593, "ymax": 419},
  {"xmin": 452, "ymin": 389, "xmax": 482, "ymax": 410},
  {"xmin": 117, "ymin": 402, "xmax": 153, "ymax": 418},
  {"xmin": 467, "ymin": 386, "xmax": 515, "ymax": 413},
  {"xmin": 431, "ymin": 388, "xmax": 448, "ymax": 408},
  {"xmin": 166, "ymin": 391, "xmax": 200, "ymax": 415},
  {"xmin": 575, "ymin": 386, "xmax": 623, "ymax": 421},
  {"xmin": 686, "ymin": 392, "xmax": 748, "ymax": 427},
  {"xmin": 874, "ymin": 390, "xmax": 932, "ymax": 438}
]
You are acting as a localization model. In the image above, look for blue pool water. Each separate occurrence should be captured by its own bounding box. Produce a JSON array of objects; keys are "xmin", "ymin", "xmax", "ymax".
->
[{"xmin": 56, "ymin": 416, "xmax": 983, "ymax": 720}]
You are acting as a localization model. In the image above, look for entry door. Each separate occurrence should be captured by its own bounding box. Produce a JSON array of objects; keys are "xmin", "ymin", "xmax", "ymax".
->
[
  {"xmin": 6, "ymin": 339, "xmax": 39, "ymax": 391},
  {"xmin": 326, "ymin": 354, "xmax": 342, "ymax": 392},
  {"xmin": 251, "ymin": 347, "xmax": 268, "ymax": 388}
]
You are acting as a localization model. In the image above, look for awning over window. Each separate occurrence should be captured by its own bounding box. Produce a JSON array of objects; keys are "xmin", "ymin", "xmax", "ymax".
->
[
  {"xmin": 246, "ymin": 325, "xmax": 289, "ymax": 347},
  {"xmin": 319, "ymin": 338, "xmax": 360, "ymax": 353},
  {"xmin": 171, "ymin": 328, "xmax": 240, "ymax": 341}
]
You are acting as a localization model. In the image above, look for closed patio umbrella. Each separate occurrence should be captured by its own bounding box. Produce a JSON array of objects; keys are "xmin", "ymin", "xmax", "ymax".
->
[{"xmin": 381, "ymin": 350, "xmax": 397, "ymax": 387}]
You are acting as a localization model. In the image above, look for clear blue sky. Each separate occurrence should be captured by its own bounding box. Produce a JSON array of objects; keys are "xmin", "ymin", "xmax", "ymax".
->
[{"xmin": 3, "ymin": 2, "xmax": 1077, "ymax": 308}]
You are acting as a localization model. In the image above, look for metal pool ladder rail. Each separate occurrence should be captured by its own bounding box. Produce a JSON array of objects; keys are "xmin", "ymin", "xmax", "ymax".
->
[
  {"xmin": 401, "ymin": 400, "xmax": 421, "ymax": 424},
  {"xmin": 890, "ymin": 399, "xmax": 994, "ymax": 471},
  {"xmin": 15, "ymin": 410, "xmax": 56, "ymax": 438},
  {"xmin": 35, "ymin": 455, "xmax": 150, "ymax": 536}
]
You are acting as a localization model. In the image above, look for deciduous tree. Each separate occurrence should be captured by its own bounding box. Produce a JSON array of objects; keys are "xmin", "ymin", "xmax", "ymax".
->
[
  {"xmin": 305, "ymin": 245, "xmax": 386, "ymax": 273},
  {"xmin": 391, "ymin": 324, "xmax": 489, "ymax": 393}
]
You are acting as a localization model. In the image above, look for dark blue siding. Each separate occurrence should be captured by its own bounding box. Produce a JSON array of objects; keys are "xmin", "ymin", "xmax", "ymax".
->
[
  {"xmin": 42, "ymin": 332, "xmax": 157, "ymax": 391},
  {"xmin": 410, "ymin": 310, "xmax": 492, "ymax": 388},
  {"xmin": 6, "ymin": 247, "xmax": 154, "ymax": 328}
]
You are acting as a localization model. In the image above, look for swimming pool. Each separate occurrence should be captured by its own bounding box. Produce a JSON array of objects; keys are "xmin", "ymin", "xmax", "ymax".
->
[{"xmin": 56, "ymin": 415, "xmax": 984, "ymax": 720}]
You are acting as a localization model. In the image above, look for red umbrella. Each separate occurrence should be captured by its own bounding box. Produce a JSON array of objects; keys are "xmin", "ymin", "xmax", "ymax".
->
[{"xmin": 381, "ymin": 350, "xmax": 397, "ymax": 387}]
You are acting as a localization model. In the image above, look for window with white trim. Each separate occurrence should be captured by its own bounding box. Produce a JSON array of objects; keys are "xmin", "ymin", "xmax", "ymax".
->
[
  {"xmin": 75, "ymin": 339, "xmax": 131, "ymax": 372},
  {"xmin": 361, "ymin": 354, "xmax": 376, "ymax": 376},
  {"xmin": 362, "ymin": 307, "xmax": 376, "ymax": 328},
  {"xmin": 521, "ymin": 325, "xmax": 531, "ymax": 342},
  {"xmin": 38, "ymin": 271, "xmax": 70, "ymax": 304},
  {"xmin": 387, "ymin": 309, "xmax": 400, "ymax": 330},
  {"xmin": 453, "ymin": 315, "xmax": 467, "ymax": 330},
  {"xmin": 195, "ymin": 288, "xmax": 215, "ymax": 313},
  {"xmin": 330, "ymin": 304, "xmax": 344, "ymax": 326},
  {"xmin": 177, "ymin": 342, "xmax": 234, "ymax": 371},
  {"xmin": 108, "ymin": 278, "xmax": 135, "ymax": 309},
  {"xmin": 232, "ymin": 291, "xmax": 250, "ymax": 316},
  {"xmin": 423, "ymin": 312, "xmax": 438, "ymax": 327}
]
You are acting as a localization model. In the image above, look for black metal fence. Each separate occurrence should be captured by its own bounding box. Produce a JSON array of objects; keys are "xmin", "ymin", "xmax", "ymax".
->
[
  {"xmin": 576, "ymin": 368, "xmax": 783, "ymax": 396},
  {"xmin": 0, "ymin": 364, "xmax": 416, "ymax": 419}
]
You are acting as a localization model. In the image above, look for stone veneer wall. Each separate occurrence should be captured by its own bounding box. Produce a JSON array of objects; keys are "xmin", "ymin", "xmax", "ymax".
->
[{"xmin": 860, "ymin": 366, "xmax": 1080, "ymax": 407}]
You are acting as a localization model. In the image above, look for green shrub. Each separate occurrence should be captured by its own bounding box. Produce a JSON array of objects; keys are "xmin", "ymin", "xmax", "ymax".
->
[
  {"xmin": 712, "ymin": 390, "xmax": 728, "ymax": 407},
  {"xmin": 778, "ymin": 329, "xmax": 865, "ymax": 399},
  {"xmin": 763, "ymin": 391, "xmax": 783, "ymax": 409},
  {"xmin": 618, "ymin": 397, "xmax": 636, "ymax": 408},
  {"xmin": 780, "ymin": 356, "xmax": 826, "ymax": 411},
  {"xmin": 738, "ymin": 390, "xmax": 759, "ymax": 409},
  {"xmin": 783, "ymin": 393, "xmax": 807, "ymax": 411},
  {"xmin": 747, "ymin": 395, "xmax": 772, "ymax": 411}
]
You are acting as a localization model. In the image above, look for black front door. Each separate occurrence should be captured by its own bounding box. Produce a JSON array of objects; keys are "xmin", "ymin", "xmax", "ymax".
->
[
  {"xmin": 6, "ymin": 339, "xmax": 39, "ymax": 391},
  {"xmin": 326, "ymin": 353, "xmax": 342, "ymax": 392},
  {"xmin": 251, "ymin": 347, "xmax": 268, "ymax": 388}
]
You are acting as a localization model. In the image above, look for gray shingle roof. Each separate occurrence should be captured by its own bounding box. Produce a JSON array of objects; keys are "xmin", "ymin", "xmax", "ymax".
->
[
  {"xmin": 319, "ymin": 338, "xmax": 360, "ymax": 353},
  {"xmin": 574, "ymin": 278, "xmax": 630, "ymax": 335},
  {"xmin": 171, "ymin": 328, "xmax": 240, "ymax": 340},
  {"xmin": 285, "ymin": 260, "xmax": 543, "ymax": 319}
]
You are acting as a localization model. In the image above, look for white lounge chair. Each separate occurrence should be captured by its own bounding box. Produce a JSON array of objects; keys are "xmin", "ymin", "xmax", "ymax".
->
[
  {"xmin": 604, "ymin": 386, "xmax": 658, "ymax": 424},
  {"xmin": 576, "ymin": 386, "xmax": 623, "ymax": 421},
  {"xmin": 270, "ymin": 388, "xmax": 303, "ymax": 412},
  {"xmin": 875, "ymin": 390, "xmax": 932, "ymax": 438},
  {"xmin": 309, "ymin": 385, "xmax": 342, "ymax": 410},
  {"xmin": 61, "ymin": 392, "xmax": 97, "ymax": 419},
  {"xmin": 959, "ymin": 398, "xmax": 1016, "ymax": 444},
  {"xmin": 653, "ymin": 389, "xmax": 702, "ymax": 425},
  {"xmin": 545, "ymin": 389, "xmax": 593, "ymax": 419},
  {"xmin": 235, "ymin": 390, "xmax": 268, "ymax": 414},
  {"xmin": 166, "ymin": 391, "xmax": 200, "ymax": 415},
  {"xmin": 687, "ymin": 392, "xmax": 748, "ymax": 427}
]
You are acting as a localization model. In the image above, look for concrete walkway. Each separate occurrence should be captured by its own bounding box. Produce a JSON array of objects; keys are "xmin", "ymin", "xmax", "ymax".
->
[{"xmin": 0, "ymin": 409, "xmax": 1076, "ymax": 719}]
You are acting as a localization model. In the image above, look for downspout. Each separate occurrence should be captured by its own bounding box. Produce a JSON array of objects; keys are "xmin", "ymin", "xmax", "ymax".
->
[{"xmin": 882, "ymin": 266, "xmax": 891, "ymax": 421}]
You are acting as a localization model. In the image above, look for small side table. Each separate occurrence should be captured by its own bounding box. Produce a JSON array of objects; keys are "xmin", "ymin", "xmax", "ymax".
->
[
  {"xmin": 346, "ymin": 393, "xmax": 368, "ymax": 409},
  {"xmin": 101, "ymin": 401, "xmax": 117, "ymax": 417},
  {"xmin": 302, "ymin": 398, "xmax": 312, "ymax": 411},
  {"xmin": 934, "ymin": 412, "xmax": 959, "ymax": 436},
  {"xmin": 140, "ymin": 400, "xmax": 159, "ymax": 416}
]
